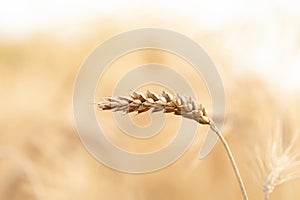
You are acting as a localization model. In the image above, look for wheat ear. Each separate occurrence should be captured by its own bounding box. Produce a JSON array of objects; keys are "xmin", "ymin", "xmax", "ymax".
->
[
  {"xmin": 97, "ymin": 90, "xmax": 248, "ymax": 200},
  {"xmin": 253, "ymin": 122, "xmax": 300, "ymax": 200}
]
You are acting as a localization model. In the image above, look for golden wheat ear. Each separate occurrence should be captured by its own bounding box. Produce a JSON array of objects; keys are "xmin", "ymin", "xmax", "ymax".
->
[{"xmin": 97, "ymin": 90, "xmax": 211, "ymax": 125}]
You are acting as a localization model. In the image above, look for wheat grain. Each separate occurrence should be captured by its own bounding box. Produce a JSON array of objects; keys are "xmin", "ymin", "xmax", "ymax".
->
[{"xmin": 97, "ymin": 90, "xmax": 248, "ymax": 200}]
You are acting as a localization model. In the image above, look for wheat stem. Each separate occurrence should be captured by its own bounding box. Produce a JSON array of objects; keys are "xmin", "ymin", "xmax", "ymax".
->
[
  {"xmin": 264, "ymin": 193, "xmax": 269, "ymax": 200},
  {"xmin": 209, "ymin": 121, "xmax": 248, "ymax": 200}
]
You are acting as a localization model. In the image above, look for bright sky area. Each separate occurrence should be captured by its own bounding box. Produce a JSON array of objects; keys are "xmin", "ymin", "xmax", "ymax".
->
[{"xmin": 1, "ymin": 0, "xmax": 300, "ymax": 92}]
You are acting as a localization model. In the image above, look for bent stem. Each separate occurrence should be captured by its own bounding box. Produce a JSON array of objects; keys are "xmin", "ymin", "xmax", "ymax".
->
[{"xmin": 209, "ymin": 121, "xmax": 248, "ymax": 200}]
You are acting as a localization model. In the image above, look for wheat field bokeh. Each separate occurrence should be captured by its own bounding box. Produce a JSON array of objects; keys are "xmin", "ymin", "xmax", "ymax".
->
[{"xmin": 1, "ymin": 2, "xmax": 300, "ymax": 200}]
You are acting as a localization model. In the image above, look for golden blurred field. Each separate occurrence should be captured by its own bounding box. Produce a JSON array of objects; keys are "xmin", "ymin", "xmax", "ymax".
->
[{"xmin": 1, "ymin": 14, "xmax": 300, "ymax": 200}]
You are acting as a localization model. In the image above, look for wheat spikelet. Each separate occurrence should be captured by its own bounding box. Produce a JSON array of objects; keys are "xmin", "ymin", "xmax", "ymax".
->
[{"xmin": 98, "ymin": 90, "xmax": 210, "ymax": 125}]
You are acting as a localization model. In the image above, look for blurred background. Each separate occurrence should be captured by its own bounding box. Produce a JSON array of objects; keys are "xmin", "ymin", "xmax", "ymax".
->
[{"xmin": 1, "ymin": 0, "xmax": 300, "ymax": 199}]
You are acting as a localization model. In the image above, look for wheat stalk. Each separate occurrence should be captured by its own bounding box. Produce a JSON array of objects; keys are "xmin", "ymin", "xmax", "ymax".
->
[{"xmin": 97, "ymin": 90, "xmax": 248, "ymax": 200}]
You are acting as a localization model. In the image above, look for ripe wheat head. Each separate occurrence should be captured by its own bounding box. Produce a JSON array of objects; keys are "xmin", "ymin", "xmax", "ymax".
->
[{"xmin": 97, "ymin": 90, "xmax": 210, "ymax": 125}]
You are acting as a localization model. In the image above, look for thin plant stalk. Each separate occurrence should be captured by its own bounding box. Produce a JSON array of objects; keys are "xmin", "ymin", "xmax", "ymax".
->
[{"xmin": 209, "ymin": 121, "xmax": 248, "ymax": 200}]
